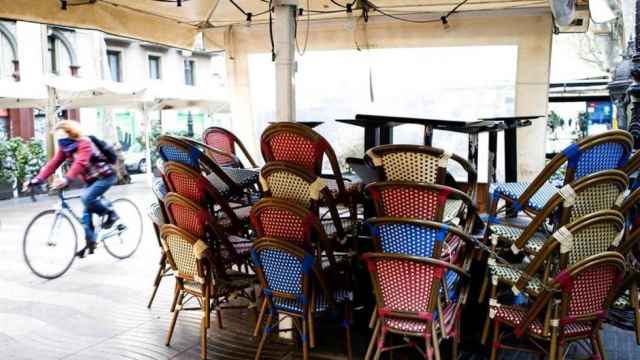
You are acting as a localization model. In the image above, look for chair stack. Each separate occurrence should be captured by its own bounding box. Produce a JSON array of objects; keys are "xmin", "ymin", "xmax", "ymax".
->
[
  {"xmin": 250, "ymin": 122, "xmax": 358, "ymax": 359},
  {"xmin": 481, "ymin": 130, "xmax": 640, "ymax": 359},
  {"xmin": 151, "ymin": 132, "xmax": 262, "ymax": 360},
  {"xmin": 362, "ymin": 144, "xmax": 478, "ymax": 359}
]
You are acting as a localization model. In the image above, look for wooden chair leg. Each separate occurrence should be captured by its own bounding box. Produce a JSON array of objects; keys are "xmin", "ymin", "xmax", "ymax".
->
[
  {"xmin": 147, "ymin": 258, "xmax": 166, "ymax": 308},
  {"xmin": 302, "ymin": 317, "xmax": 310, "ymax": 360},
  {"xmin": 170, "ymin": 280, "xmax": 180, "ymax": 312},
  {"xmin": 452, "ymin": 317, "xmax": 460, "ymax": 360},
  {"xmin": 432, "ymin": 323, "xmax": 441, "ymax": 360},
  {"xmin": 216, "ymin": 308, "xmax": 223, "ymax": 329},
  {"xmin": 204, "ymin": 290, "xmax": 210, "ymax": 329},
  {"xmin": 254, "ymin": 312, "xmax": 273, "ymax": 360},
  {"xmin": 369, "ymin": 306, "xmax": 377, "ymax": 329},
  {"xmin": 345, "ymin": 303, "xmax": 353, "ymax": 360},
  {"xmin": 200, "ymin": 312, "xmax": 208, "ymax": 360},
  {"xmin": 365, "ymin": 319, "xmax": 380, "ymax": 360},
  {"xmin": 489, "ymin": 321, "xmax": 500, "ymax": 360},
  {"xmin": 165, "ymin": 290, "xmax": 184, "ymax": 346},
  {"xmin": 482, "ymin": 284, "xmax": 498, "ymax": 345},
  {"xmin": 308, "ymin": 310, "xmax": 316, "ymax": 348},
  {"xmin": 253, "ymin": 298, "xmax": 267, "ymax": 338}
]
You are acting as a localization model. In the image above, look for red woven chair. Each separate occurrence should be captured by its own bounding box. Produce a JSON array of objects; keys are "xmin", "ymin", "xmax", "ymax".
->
[
  {"xmin": 163, "ymin": 161, "xmax": 250, "ymax": 236},
  {"xmin": 160, "ymin": 225, "xmax": 256, "ymax": 360},
  {"xmin": 164, "ymin": 192, "xmax": 252, "ymax": 271},
  {"xmin": 362, "ymin": 253, "xmax": 469, "ymax": 360},
  {"xmin": 203, "ymin": 126, "xmax": 258, "ymax": 168},
  {"xmin": 252, "ymin": 238, "xmax": 353, "ymax": 360},
  {"xmin": 261, "ymin": 122, "xmax": 362, "ymax": 229},
  {"xmin": 489, "ymin": 252, "xmax": 626, "ymax": 360},
  {"xmin": 366, "ymin": 181, "xmax": 476, "ymax": 232},
  {"xmin": 158, "ymin": 135, "xmax": 258, "ymax": 203},
  {"xmin": 259, "ymin": 161, "xmax": 355, "ymax": 246}
]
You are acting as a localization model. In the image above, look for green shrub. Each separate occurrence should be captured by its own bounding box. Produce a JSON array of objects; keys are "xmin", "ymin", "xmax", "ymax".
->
[
  {"xmin": 2, "ymin": 138, "xmax": 46, "ymax": 191},
  {"xmin": 0, "ymin": 141, "xmax": 15, "ymax": 184}
]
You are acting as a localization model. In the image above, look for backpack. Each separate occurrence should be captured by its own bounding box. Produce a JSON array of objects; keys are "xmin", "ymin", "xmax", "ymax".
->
[{"xmin": 89, "ymin": 135, "xmax": 118, "ymax": 164}]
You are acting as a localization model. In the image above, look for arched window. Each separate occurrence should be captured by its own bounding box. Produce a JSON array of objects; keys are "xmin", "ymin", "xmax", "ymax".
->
[
  {"xmin": 47, "ymin": 29, "xmax": 79, "ymax": 76},
  {"xmin": 0, "ymin": 22, "xmax": 18, "ymax": 80}
]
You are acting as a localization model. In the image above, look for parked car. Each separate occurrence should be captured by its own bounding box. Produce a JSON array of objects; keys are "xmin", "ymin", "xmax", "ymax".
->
[{"xmin": 124, "ymin": 144, "xmax": 147, "ymax": 173}]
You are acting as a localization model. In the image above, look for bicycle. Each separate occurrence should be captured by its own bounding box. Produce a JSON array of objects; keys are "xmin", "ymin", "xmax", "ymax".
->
[{"xmin": 22, "ymin": 186, "xmax": 143, "ymax": 279}]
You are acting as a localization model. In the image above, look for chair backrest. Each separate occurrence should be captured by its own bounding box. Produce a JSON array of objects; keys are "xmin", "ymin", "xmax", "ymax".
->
[
  {"xmin": 158, "ymin": 135, "xmax": 239, "ymax": 192},
  {"xmin": 511, "ymin": 170, "xmax": 628, "ymax": 253},
  {"xmin": 261, "ymin": 122, "xmax": 348, "ymax": 194},
  {"xmin": 366, "ymin": 144, "xmax": 477, "ymax": 198},
  {"xmin": 251, "ymin": 238, "xmax": 329, "ymax": 314},
  {"xmin": 516, "ymin": 252, "xmax": 625, "ymax": 338},
  {"xmin": 164, "ymin": 192, "xmax": 213, "ymax": 240},
  {"xmin": 250, "ymin": 198, "xmax": 329, "ymax": 255},
  {"xmin": 152, "ymin": 178, "xmax": 169, "ymax": 223},
  {"xmin": 259, "ymin": 161, "xmax": 327, "ymax": 209},
  {"xmin": 163, "ymin": 162, "xmax": 244, "ymax": 234},
  {"xmin": 148, "ymin": 202, "xmax": 164, "ymax": 247},
  {"xmin": 160, "ymin": 224, "xmax": 211, "ymax": 283},
  {"xmin": 203, "ymin": 126, "xmax": 257, "ymax": 168},
  {"xmin": 624, "ymin": 151, "xmax": 640, "ymax": 179},
  {"xmin": 366, "ymin": 181, "xmax": 474, "ymax": 224},
  {"xmin": 513, "ymin": 210, "xmax": 625, "ymax": 293},
  {"xmin": 512, "ymin": 130, "xmax": 632, "ymax": 209},
  {"xmin": 616, "ymin": 187, "xmax": 640, "ymax": 256},
  {"xmin": 366, "ymin": 217, "xmax": 472, "ymax": 259},
  {"xmin": 362, "ymin": 253, "xmax": 467, "ymax": 328}
]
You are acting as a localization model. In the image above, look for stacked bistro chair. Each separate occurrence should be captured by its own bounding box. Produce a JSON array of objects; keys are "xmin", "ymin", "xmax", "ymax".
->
[
  {"xmin": 481, "ymin": 170, "xmax": 628, "ymax": 343},
  {"xmin": 157, "ymin": 135, "xmax": 259, "ymax": 205},
  {"xmin": 366, "ymin": 144, "xmax": 478, "ymax": 220},
  {"xmin": 163, "ymin": 192, "xmax": 253, "ymax": 271},
  {"xmin": 488, "ymin": 130, "xmax": 632, "ymax": 220},
  {"xmin": 162, "ymin": 162, "xmax": 251, "ymax": 235},
  {"xmin": 203, "ymin": 126, "xmax": 259, "ymax": 169},
  {"xmin": 160, "ymin": 225, "xmax": 256, "ymax": 360},
  {"xmin": 488, "ymin": 252, "xmax": 626, "ymax": 360},
  {"xmin": 147, "ymin": 178, "xmax": 172, "ymax": 308},
  {"xmin": 609, "ymin": 186, "xmax": 640, "ymax": 343},
  {"xmin": 261, "ymin": 122, "xmax": 362, "ymax": 243},
  {"xmin": 624, "ymin": 150, "xmax": 640, "ymax": 190},
  {"xmin": 252, "ymin": 238, "xmax": 353, "ymax": 360},
  {"xmin": 259, "ymin": 161, "xmax": 352, "ymax": 246},
  {"xmin": 362, "ymin": 253, "xmax": 469, "ymax": 360}
]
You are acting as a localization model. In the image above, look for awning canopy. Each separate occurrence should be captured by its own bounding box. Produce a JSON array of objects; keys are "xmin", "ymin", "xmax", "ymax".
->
[
  {"xmin": 0, "ymin": 0, "xmax": 550, "ymax": 50},
  {"xmin": 0, "ymin": 75, "xmax": 228, "ymax": 111}
]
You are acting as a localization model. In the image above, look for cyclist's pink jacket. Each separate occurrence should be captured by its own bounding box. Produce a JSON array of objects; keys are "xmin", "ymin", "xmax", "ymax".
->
[{"xmin": 36, "ymin": 137, "xmax": 113, "ymax": 183}]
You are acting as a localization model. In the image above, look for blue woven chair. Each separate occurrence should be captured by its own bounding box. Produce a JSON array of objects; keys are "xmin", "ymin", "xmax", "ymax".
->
[
  {"xmin": 490, "ymin": 130, "xmax": 632, "ymax": 218},
  {"xmin": 157, "ymin": 135, "xmax": 258, "ymax": 203},
  {"xmin": 251, "ymin": 238, "xmax": 353, "ymax": 360}
]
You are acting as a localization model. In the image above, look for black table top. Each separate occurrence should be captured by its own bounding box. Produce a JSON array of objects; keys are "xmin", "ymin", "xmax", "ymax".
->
[
  {"xmin": 270, "ymin": 121, "xmax": 323, "ymax": 128},
  {"xmin": 337, "ymin": 113, "xmax": 538, "ymax": 134}
]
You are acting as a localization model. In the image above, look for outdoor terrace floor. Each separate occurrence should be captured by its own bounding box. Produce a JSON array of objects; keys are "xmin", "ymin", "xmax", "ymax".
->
[{"xmin": 0, "ymin": 176, "xmax": 638, "ymax": 359}]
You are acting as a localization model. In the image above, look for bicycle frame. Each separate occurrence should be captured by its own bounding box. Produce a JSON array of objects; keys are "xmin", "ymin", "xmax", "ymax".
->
[{"xmin": 52, "ymin": 190, "xmax": 121, "ymax": 242}]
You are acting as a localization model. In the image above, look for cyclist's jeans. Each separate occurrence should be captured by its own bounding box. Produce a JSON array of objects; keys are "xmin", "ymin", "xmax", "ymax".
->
[{"xmin": 81, "ymin": 175, "xmax": 117, "ymax": 243}]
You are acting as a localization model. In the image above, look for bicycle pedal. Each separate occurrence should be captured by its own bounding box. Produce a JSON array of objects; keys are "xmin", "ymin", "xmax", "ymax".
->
[{"xmin": 116, "ymin": 224, "xmax": 127, "ymax": 231}]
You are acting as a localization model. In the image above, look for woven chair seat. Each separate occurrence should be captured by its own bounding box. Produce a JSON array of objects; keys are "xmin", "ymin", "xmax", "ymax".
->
[
  {"xmin": 183, "ymin": 271, "xmax": 255, "ymax": 295},
  {"xmin": 325, "ymin": 177, "xmax": 363, "ymax": 196},
  {"xmin": 490, "ymin": 182, "xmax": 559, "ymax": 211},
  {"xmin": 206, "ymin": 168, "xmax": 259, "ymax": 198},
  {"xmin": 490, "ymin": 224, "xmax": 547, "ymax": 254},
  {"xmin": 495, "ymin": 306, "xmax": 592, "ymax": 337},
  {"xmin": 271, "ymin": 288, "xmax": 353, "ymax": 314},
  {"xmin": 489, "ymin": 263, "xmax": 543, "ymax": 296},
  {"xmin": 322, "ymin": 218, "xmax": 357, "ymax": 241}
]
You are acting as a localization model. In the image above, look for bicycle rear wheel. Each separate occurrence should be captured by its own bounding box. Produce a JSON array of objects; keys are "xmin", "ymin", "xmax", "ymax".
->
[
  {"xmin": 103, "ymin": 198, "xmax": 143, "ymax": 259},
  {"xmin": 23, "ymin": 210, "xmax": 78, "ymax": 279}
]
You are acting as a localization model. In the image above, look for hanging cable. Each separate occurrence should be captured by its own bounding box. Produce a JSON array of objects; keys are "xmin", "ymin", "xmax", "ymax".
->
[
  {"xmin": 268, "ymin": 0, "xmax": 275, "ymax": 61},
  {"xmin": 228, "ymin": 0, "xmax": 248, "ymax": 15},
  {"xmin": 295, "ymin": 0, "xmax": 311, "ymax": 56}
]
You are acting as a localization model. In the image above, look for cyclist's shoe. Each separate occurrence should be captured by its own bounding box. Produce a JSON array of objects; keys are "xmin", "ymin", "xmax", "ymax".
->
[
  {"xmin": 102, "ymin": 211, "xmax": 120, "ymax": 229},
  {"xmin": 88, "ymin": 241, "xmax": 97, "ymax": 254},
  {"xmin": 76, "ymin": 242, "xmax": 97, "ymax": 258}
]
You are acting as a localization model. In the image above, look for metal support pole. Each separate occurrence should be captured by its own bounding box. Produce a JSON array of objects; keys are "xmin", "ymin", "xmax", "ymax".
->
[
  {"xmin": 142, "ymin": 106, "xmax": 153, "ymax": 186},
  {"xmin": 46, "ymin": 86, "xmax": 57, "ymax": 159},
  {"xmin": 627, "ymin": 0, "xmax": 640, "ymax": 149},
  {"xmin": 274, "ymin": 0, "xmax": 297, "ymax": 122}
]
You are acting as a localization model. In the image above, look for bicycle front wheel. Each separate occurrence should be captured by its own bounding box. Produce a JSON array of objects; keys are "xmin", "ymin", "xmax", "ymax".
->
[
  {"xmin": 103, "ymin": 198, "xmax": 143, "ymax": 259},
  {"xmin": 23, "ymin": 210, "xmax": 78, "ymax": 279}
]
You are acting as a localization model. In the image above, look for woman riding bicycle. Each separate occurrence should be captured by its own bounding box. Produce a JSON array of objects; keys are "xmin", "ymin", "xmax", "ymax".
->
[{"xmin": 25, "ymin": 120, "xmax": 119, "ymax": 257}]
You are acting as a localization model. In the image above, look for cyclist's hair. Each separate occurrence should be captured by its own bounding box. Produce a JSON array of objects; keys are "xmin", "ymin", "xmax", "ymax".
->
[{"xmin": 55, "ymin": 120, "xmax": 83, "ymax": 139}]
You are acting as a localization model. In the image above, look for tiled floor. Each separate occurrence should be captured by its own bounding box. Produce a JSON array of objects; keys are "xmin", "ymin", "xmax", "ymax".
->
[{"xmin": 0, "ymin": 176, "xmax": 638, "ymax": 359}]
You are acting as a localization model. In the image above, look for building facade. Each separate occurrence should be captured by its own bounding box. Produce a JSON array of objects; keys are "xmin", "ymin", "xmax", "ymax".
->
[{"xmin": 0, "ymin": 20, "xmax": 227, "ymax": 142}]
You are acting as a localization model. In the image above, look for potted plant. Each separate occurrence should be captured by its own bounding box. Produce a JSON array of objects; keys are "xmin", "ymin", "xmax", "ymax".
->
[{"xmin": 0, "ymin": 141, "xmax": 16, "ymax": 200}]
